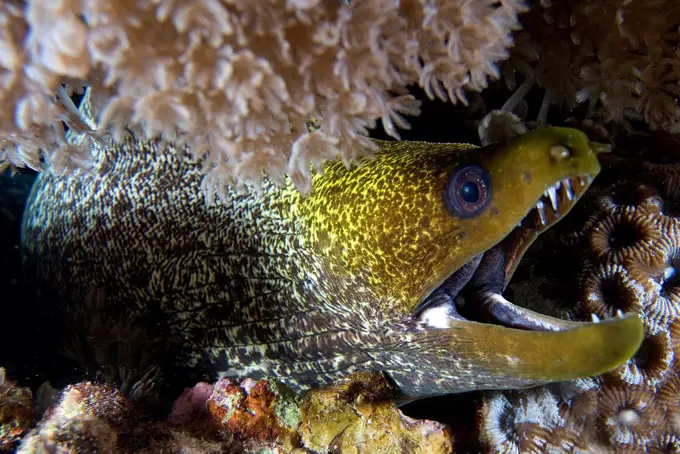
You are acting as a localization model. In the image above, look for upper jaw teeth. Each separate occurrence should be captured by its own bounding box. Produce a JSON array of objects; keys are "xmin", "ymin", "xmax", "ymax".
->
[
  {"xmin": 528, "ymin": 174, "xmax": 593, "ymax": 227},
  {"xmin": 535, "ymin": 200, "xmax": 546, "ymax": 225},
  {"xmin": 546, "ymin": 185, "xmax": 559, "ymax": 211}
]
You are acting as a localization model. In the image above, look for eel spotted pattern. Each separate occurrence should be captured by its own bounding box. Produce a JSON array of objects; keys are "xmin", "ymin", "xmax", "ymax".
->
[{"xmin": 20, "ymin": 106, "xmax": 643, "ymax": 398}]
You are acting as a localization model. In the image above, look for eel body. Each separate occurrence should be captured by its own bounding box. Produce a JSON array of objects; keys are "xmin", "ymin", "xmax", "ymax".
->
[{"xmin": 20, "ymin": 115, "xmax": 643, "ymax": 398}]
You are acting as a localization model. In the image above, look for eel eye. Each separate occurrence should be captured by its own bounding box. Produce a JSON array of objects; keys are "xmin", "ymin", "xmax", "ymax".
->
[{"xmin": 445, "ymin": 165, "xmax": 491, "ymax": 218}]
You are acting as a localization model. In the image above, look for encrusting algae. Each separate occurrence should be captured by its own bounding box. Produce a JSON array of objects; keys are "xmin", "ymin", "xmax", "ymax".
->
[
  {"xmin": 298, "ymin": 372, "xmax": 453, "ymax": 454},
  {"xmin": 12, "ymin": 374, "xmax": 456, "ymax": 453}
]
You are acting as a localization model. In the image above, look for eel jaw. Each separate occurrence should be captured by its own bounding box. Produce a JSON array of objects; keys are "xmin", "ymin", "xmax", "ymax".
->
[
  {"xmin": 389, "ymin": 312, "xmax": 643, "ymax": 398},
  {"xmin": 414, "ymin": 171, "xmax": 597, "ymax": 333},
  {"xmin": 402, "ymin": 170, "xmax": 644, "ymax": 395},
  {"xmin": 463, "ymin": 172, "xmax": 598, "ymax": 332}
]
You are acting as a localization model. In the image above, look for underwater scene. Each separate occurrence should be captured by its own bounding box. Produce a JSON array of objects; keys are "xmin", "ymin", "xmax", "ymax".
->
[{"xmin": 1, "ymin": 1, "xmax": 680, "ymax": 453}]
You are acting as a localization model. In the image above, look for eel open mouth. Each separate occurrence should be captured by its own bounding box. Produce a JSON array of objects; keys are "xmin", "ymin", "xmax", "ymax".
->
[
  {"xmin": 392, "ymin": 132, "xmax": 641, "ymax": 396},
  {"xmin": 414, "ymin": 173, "xmax": 601, "ymax": 332}
]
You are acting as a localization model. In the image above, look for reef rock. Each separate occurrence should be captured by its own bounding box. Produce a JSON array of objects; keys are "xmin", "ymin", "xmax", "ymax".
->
[{"xmin": 0, "ymin": 368, "xmax": 34, "ymax": 452}]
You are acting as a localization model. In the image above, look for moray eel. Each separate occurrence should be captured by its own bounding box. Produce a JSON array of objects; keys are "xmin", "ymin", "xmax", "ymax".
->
[{"xmin": 20, "ymin": 104, "xmax": 643, "ymax": 398}]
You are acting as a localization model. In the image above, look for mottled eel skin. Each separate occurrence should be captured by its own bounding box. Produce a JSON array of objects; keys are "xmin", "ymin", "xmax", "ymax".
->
[{"xmin": 21, "ymin": 111, "xmax": 643, "ymax": 398}]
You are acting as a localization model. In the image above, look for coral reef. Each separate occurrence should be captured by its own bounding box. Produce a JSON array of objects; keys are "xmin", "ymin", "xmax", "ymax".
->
[
  {"xmin": 478, "ymin": 378, "xmax": 678, "ymax": 453},
  {"xmin": 5, "ymin": 1, "xmax": 680, "ymax": 452},
  {"xmin": 0, "ymin": 368, "xmax": 34, "ymax": 452},
  {"xmin": 480, "ymin": 134, "xmax": 680, "ymax": 452},
  {"xmin": 0, "ymin": 0, "xmax": 526, "ymax": 193},
  {"xmin": 17, "ymin": 380, "xmax": 250, "ymax": 453},
  {"xmin": 9, "ymin": 373, "xmax": 454, "ymax": 453}
]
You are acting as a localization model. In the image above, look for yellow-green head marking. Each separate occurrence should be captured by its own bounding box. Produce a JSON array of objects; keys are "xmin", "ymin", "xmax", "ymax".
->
[
  {"xmin": 299, "ymin": 128, "xmax": 604, "ymax": 314},
  {"xmin": 22, "ymin": 124, "xmax": 642, "ymax": 399}
]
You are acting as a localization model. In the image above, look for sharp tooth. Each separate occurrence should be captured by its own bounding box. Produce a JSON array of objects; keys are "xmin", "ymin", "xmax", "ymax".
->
[
  {"xmin": 547, "ymin": 186, "xmax": 558, "ymax": 211},
  {"xmin": 616, "ymin": 309, "xmax": 624, "ymax": 318},
  {"xmin": 563, "ymin": 179, "xmax": 574, "ymax": 200},
  {"xmin": 535, "ymin": 200, "xmax": 546, "ymax": 225},
  {"xmin": 591, "ymin": 313, "xmax": 600, "ymax": 323}
]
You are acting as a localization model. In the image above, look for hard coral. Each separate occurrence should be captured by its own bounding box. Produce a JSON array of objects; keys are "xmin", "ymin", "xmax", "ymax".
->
[
  {"xmin": 479, "ymin": 385, "xmax": 580, "ymax": 454},
  {"xmin": 479, "ymin": 378, "xmax": 675, "ymax": 453},
  {"xmin": 7, "ymin": 373, "xmax": 457, "ymax": 453},
  {"xmin": 566, "ymin": 139, "xmax": 680, "ymax": 339},
  {"xmin": 17, "ymin": 382, "xmax": 133, "ymax": 454},
  {"xmin": 0, "ymin": 0, "xmax": 526, "ymax": 194},
  {"xmin": 16, "ymin": 380, "xmax": 243, "ymax": 453}
]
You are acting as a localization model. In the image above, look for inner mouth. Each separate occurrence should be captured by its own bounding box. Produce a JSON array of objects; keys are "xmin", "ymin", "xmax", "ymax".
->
[{"xmin": 414, "ymin": 173, "xmax": 600, "ymax": 332}]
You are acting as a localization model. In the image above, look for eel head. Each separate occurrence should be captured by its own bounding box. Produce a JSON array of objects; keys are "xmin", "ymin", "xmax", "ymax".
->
[
  {"xmin": 401, "ymin": 128, "xmax": 643, "ymax": 396},
  {"xmin": 309, "ymin": 127, "xmax": 643, "ymax": 397}
]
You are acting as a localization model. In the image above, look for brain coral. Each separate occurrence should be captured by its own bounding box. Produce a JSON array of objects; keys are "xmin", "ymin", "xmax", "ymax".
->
[{"xmin": 478, "ymin": 133, "xmax": 680, "ymax": 453}]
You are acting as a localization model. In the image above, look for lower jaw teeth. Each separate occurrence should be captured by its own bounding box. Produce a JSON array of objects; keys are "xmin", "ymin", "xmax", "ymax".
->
[
  {"xmin": 479, "ymin": 293, "xmax": 628, "ymax": 331},
  {"xmin": 591, "ymin": 310, "xmax": 625, "ymax": 323}
]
